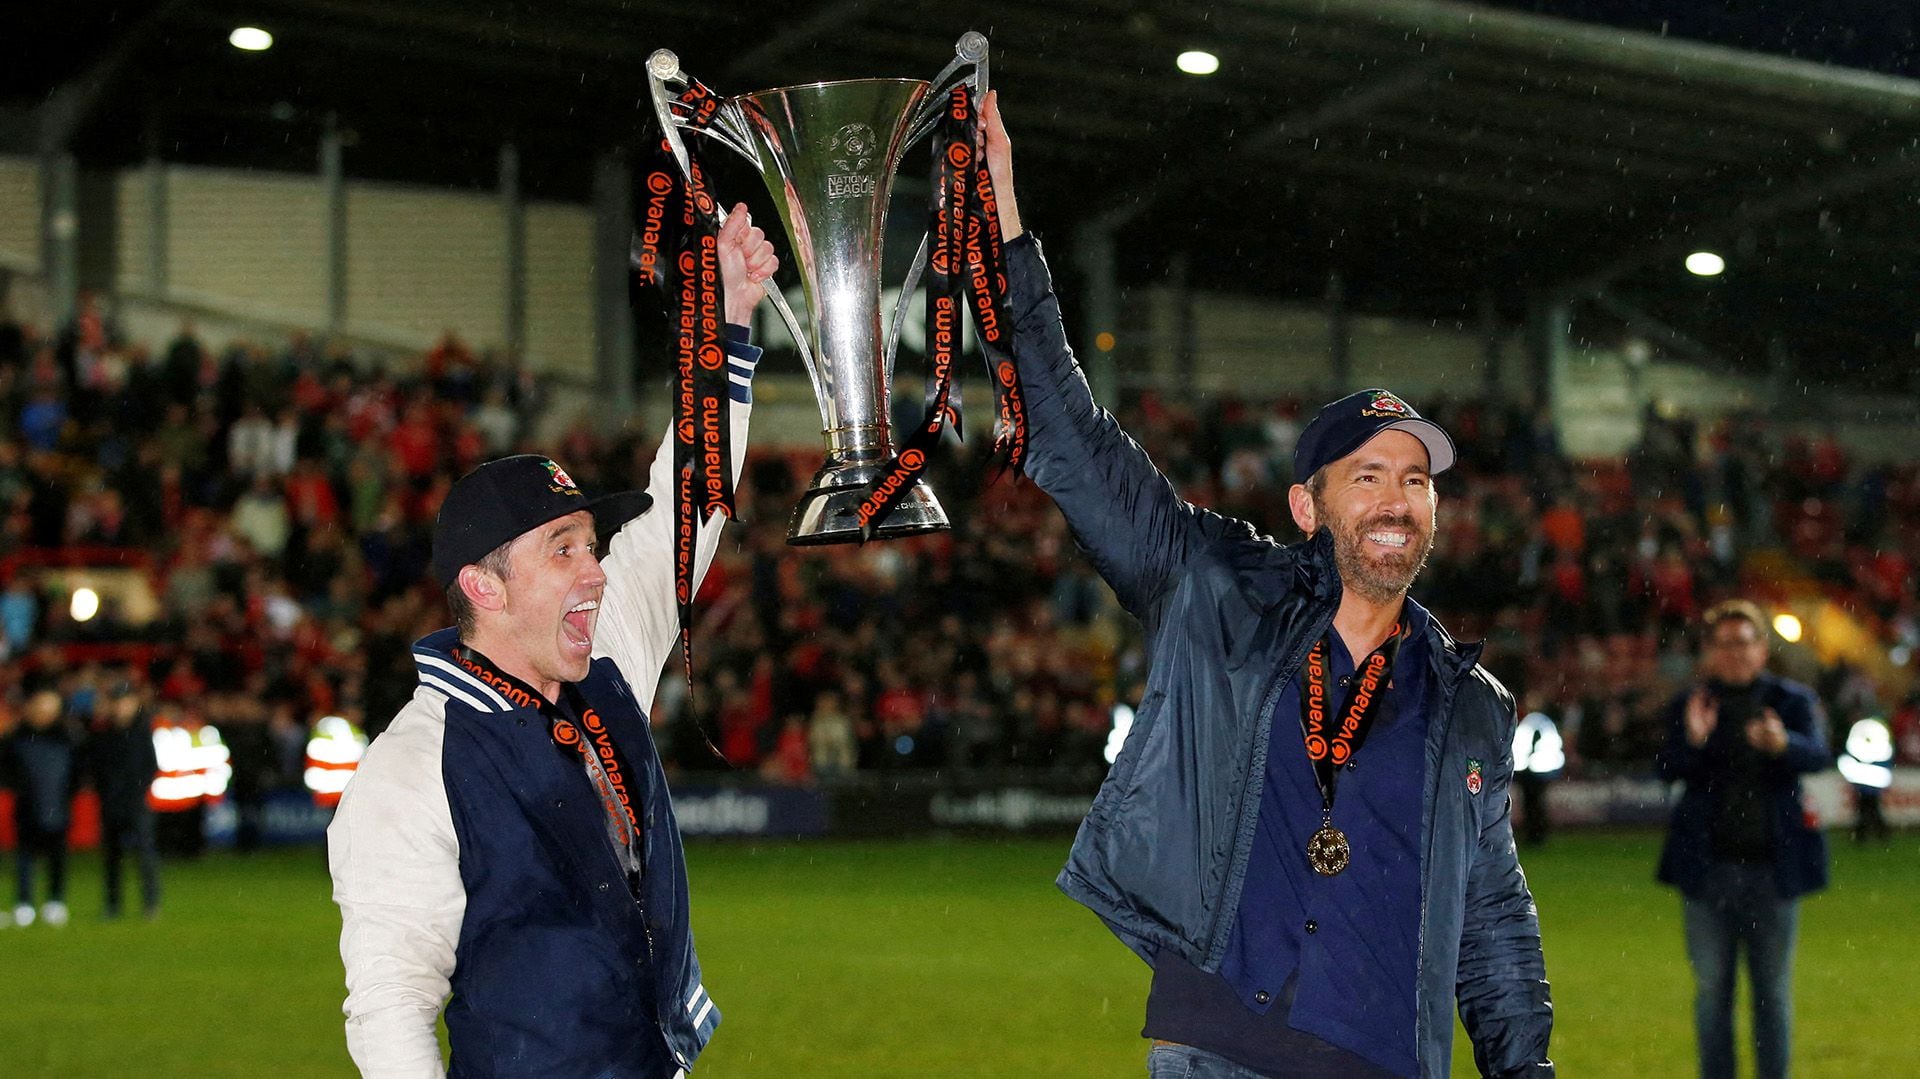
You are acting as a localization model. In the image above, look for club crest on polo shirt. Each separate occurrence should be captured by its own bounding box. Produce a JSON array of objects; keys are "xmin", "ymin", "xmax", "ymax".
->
[
  {"xmin": 544, "ymin": 460, "xmax": 583, "ymax": 495},
  {"xmin": 1466, "ymin": 758, "xmax": 1484, "ymax": 795},
  {"xmin": 1362, "ymin": 392, "xmax": 1412, "ymax": 418}
]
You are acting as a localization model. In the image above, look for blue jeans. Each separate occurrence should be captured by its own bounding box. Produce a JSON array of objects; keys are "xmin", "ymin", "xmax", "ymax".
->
[
  {"xmin": 1683, "ymin": 862, "xmax": 1799, "ymax": 1079},
  {"xmin": 1148, "ymin": 1044, "xmax": 1273, "ymax": 1079}
]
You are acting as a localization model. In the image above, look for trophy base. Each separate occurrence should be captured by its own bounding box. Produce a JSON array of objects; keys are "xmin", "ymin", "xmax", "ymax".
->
[{"xmin": 786, "ymin": 460, "xmax": 950, "ymax": 546}]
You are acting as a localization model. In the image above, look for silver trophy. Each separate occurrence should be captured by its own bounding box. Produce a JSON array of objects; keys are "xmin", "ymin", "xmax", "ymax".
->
[{"xmin": 646, "ymin": 33, "xmax": 990, "ymax": 545}]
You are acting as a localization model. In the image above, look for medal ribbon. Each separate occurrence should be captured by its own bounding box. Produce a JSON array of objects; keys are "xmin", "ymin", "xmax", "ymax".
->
[
  {"xmin": 453, "ymin": 648, "xmax": 646, "ymax": 883},
  {"xmin": 554, "ymin": 687, "xmax": 646, "ymax": 886},
  {"xmin": 1299, "ymin": 623, "xmax": 1405, "ymax": 817},
  {"xmin": 854, "ymin": 84, "xmax": 1026, "ymax": 539},
  {"xmin": 967, "ymin": 120, "xmax": 1025, "ymax": 482},
  {"xmin": 639, "ymin": 81, "xmax": 734, "ymax": 682}
]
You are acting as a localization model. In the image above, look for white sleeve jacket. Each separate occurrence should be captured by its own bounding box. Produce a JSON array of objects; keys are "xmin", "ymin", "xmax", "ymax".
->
[{"xmin": 328, "ymin": 338, "xmax": 757, "ymax": 1078}]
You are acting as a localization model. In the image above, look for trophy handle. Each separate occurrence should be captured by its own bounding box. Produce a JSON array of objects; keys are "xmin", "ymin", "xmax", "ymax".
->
[
  {"xmin": 646, "ymin": 50, "xmax": 822, "ymax": 392},
  {"xmin": 645, "ymin": 50, "xmax": 761, "ymax": 170},
  {"xmin": 886, "ymin": 31, "xmax": 989, "ymax": 376},
  {"xmin": 885, "ymin": 233, "xmax": 930, "ymax": 378},
  {"xmin": 904, "ymin": 31, "xmax": 989, "ymax": 149}
]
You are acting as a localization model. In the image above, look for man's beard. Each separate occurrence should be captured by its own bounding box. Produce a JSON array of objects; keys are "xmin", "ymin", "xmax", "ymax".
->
[{"xmin": 1319, "ymin": 499, "xmax": 1435, "ymax": 606}]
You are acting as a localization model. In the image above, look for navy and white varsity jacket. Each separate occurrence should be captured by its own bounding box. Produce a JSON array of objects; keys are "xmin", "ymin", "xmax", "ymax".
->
[{"xmin": 328, "ymin": 341, "xmax": 757, "ymax": 1078}]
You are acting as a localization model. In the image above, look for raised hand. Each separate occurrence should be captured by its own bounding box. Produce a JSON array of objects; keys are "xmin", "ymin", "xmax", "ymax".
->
[
  {"xmin": 981, "ymin": 90, "xmax": 1024, "ymax": 243},
  {"xmin": 717, "ymin": 203, "xmax": 778, "ymax": 326},
  {"xmin": 1684, "ymin": 689, "xmax": 1718, "ymax": 748},
  {"xmin": 1746, "ymin": 708, "xmax": 1789, "ymax": 756}
]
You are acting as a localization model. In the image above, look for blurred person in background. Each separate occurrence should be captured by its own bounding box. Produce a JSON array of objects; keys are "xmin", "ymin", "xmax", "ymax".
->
[
  {"xmin": 983, "ymin": 94, "xmax": 1552, "ymax": 1079},
  {"xmin": 1656, "ymin": 599, "xmax": 1830, "ymax": 1079},
  {"xmin": 4, "ymin": 687, "xmax": 75, "ymax": 927},
  {"xmin": 327, "ymin": 205, "xmax": 774, "ymax": 1078},
  {"xmin": 223, "ymin": 683, "xmax": 277, "ymax": 854},
  {"xmin": 84, "ymin": 671, "xmax": 161, "ymax": 919},
  {"xmin": 807, "ymin": 688, "xmax": 856, "ymax": 779}
]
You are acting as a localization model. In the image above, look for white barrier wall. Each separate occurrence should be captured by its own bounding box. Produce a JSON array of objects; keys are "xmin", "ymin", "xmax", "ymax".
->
[
  {"xmin": 1, "ymin": 154, "xmax": 597, "ymax": 377},
  {"xmin": 0, "ymin": 152, "xmax": 1913, "ymax": 457},
  {"xmin": 113, "ymin": 169, "xmax": 152, "ymax": 295},
  {"xmin": 345, "ymin": 182, "xmax": 503, "ymax": 349},
  {"xmin": 525, "ymin": 202, "xmax": 595, "ymax": 380},
  {"xmin": 0, "ymin": 158, "xmax": 41, "ymax": 271},
  {"xmin": 1135, "ymin": 286, "xmax": 1529, "ymax": 402},
  {"xmin": 165, "ymin": 166, "xmax": 329, "ymax": 328}
]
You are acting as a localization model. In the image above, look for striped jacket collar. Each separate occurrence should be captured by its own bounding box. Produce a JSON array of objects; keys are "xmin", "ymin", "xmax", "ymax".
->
[{"xmin": 411, "ymin": 627, "xmax": 549, "ymax": 714}]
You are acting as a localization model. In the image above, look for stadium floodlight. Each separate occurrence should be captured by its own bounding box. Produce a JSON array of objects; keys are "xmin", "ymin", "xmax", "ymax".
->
[
  {"xmin": 1176, "ymin": 50, "xmax": 1220, "ymax": 76},
  {"xmin": 229, "ymin": 26, "xmax": 273, "ymax": 51},
  {"xmin": 70, "ymin": 587, "xmax": 100, "ymax": 622},
  {"xmin": 1513, "ymin": 712, "xmax": 1565, "ymax": 776},
  {"xmin": 1772, "ymin": 612, "xmax": 1803, "ymax": 643},
  {"xmin": 1105, "ymin": 703, "xmax": 1135, "ymax": 765},
  {"xmin": 1839, "ymin": 717, "xmax": 1894, "ymax": 789},
  {"xmin": 1685, "ymin": 251, "xmax": 1725, "ymax": 277}
]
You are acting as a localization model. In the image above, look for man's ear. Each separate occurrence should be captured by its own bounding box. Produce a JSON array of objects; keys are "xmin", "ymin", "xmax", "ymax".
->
[
  {"xmin": 1288, "ymin": 484, "xmax": 1319, "ymax": 535},
  {"xmin": 457, "ymin": 564, "xmax": 508, "ymax": 614}
]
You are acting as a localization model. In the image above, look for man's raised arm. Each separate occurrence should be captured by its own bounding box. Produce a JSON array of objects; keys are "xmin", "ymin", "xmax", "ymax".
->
[
  {"xmin": 985, "ymin": 92, "xmax": 1260, "ymax": 624},
  {"xmin": 593, "ymin": 204, "xmax": 777, "ymax": 703}
]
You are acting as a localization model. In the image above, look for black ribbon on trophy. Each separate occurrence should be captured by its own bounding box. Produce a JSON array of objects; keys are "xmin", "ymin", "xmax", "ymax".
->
[
  {"xmin": 853, "ymin": 84, "xmax": 1026, "ymax": 541},
  {"xmin": 636, "ymin": 78, "xmax": 736, "ymax": 682},
  {"xmin": 1299, "ymin": 623, "xmax": 1405, "ymax": 876}
]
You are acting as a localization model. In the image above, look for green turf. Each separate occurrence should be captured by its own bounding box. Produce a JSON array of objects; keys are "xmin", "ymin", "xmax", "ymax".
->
[{"xmin": 0, "ymin": 831, "xmax": 1914, "ymax": 1076}]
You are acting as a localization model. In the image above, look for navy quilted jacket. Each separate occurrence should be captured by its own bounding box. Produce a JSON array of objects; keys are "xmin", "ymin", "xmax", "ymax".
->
[{"xmin": 1006, "ymin": 235, "xmax": 1554, "ymax": 1078}]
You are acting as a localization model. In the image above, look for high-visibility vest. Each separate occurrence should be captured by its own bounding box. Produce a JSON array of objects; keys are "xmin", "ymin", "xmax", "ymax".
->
[
  {"xmin": 149, "ymin": 722, "xmax": 232, "ymax": 812},
  {"xmin": 305, "ymin": 715, "xmax": 368, "ymax": 808}
]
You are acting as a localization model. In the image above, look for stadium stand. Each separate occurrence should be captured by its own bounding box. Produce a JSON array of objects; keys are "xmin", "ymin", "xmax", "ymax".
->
[{"xmin": 2, "ymin": 291, "xmax": 1917, "ymax": 808}]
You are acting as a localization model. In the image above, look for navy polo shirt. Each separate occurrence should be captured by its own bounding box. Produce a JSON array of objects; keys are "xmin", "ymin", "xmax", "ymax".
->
[{"xmin": 1145, "ymin": 600, "xmax": 1431, "ymax": 1078}]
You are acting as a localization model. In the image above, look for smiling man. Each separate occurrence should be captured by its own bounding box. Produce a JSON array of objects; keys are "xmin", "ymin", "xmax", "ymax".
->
[
  {"xmin": 980, "ymin": 94, "xmax": 1552, "ymax": 1077},
  {"xmin": 328, "ymin": 207, "xmax": 775, "ymax": 1078}
]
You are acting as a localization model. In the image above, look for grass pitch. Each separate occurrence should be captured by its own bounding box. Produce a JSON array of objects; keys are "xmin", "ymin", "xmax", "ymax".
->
[{"xmin": 0, "ymin": 831, "xmax": 1914, "ymax": 1076}]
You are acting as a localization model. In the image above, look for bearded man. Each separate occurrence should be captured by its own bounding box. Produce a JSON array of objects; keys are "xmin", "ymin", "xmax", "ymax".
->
[{"xmin": 981, "ymin": 93, "xmax": 1553, "ymax": 1078}]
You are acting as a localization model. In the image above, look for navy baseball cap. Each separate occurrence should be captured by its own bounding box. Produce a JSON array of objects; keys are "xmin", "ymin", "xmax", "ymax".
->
[
  {"xmin": 1292, "ymin": 388, "xmax": 1456, "ymax": 482},
  {"xmin": 431, "ymin": 455, "xmax": 652, "ymax": 588}
]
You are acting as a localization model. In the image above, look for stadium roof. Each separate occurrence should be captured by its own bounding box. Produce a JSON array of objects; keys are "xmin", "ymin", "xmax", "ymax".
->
[{"xmin": 15, "ymin": 0, "xmax": 1920, "ymax": 387}]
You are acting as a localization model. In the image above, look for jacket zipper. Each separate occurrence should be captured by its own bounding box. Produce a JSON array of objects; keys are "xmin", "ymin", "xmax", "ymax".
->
[{"xmin": 1414, "ymin": 645, "xmax": 1479, "ymax": 1076}]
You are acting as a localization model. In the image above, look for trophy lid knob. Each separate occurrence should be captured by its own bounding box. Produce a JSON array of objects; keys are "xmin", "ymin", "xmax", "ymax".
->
[
  {"xmin": 956, "ymin": 32, "xmax": 988, "ymax": 63},
  {"xmin": 648, "ymin": 49, "xmax": 682, "ymax": 81}
]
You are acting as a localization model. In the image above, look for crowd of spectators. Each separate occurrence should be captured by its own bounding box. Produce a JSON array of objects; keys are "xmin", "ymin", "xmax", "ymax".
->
[{"xmin": 2, "ymin": 290, "xmax": 1918, "ymax": 801}]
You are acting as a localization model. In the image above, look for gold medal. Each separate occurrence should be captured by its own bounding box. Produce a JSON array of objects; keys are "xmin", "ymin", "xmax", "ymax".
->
[
  {"xmin": 1299, "ymin": 627, "xmax": 1403, "ymax": 881},
  {"xmin": 1307, "ymin": 824, "xmax": 1350, "ymax": 876}
]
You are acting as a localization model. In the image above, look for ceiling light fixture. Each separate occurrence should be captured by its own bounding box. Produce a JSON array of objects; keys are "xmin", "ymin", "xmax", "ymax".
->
[
  {"xmin": 230, "ymin": 26, "xmax": 274, "ymax": 52},
  {"xmin": 1685, "ymin": 251, "xmax": 1725, "ymax": 277},
  {"xmin": 1176, "ymin": 50, "xmax": 1219, "ymax": 76}
]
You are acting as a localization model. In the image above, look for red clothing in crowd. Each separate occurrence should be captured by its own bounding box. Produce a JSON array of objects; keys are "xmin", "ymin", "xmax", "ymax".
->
[
  {"xmin": 765, "ymin": 722, "xmax": 811, "ymax": 784},
  {"xmin": 286, "ymin": 469, "xmax": 340, "ymax": 526},
  {"xmin": 388, "ymin": 410, "xmax": 440, "ymax": 479}
]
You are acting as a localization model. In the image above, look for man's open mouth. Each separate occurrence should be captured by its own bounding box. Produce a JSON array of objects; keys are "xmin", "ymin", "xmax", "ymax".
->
[{"xmin": 563, "ymin": 599, "xmax": 598, "ymax": 647}]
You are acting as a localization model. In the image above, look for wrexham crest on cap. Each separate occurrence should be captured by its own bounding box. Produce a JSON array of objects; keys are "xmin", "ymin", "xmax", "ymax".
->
[
  {"xmin": 544, "ymin": 460, "xmax": 582, "ymax": 495},
  {"xmin": 1362, "ymin": 391, "xmax": 1412, "ymax": 418}
]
